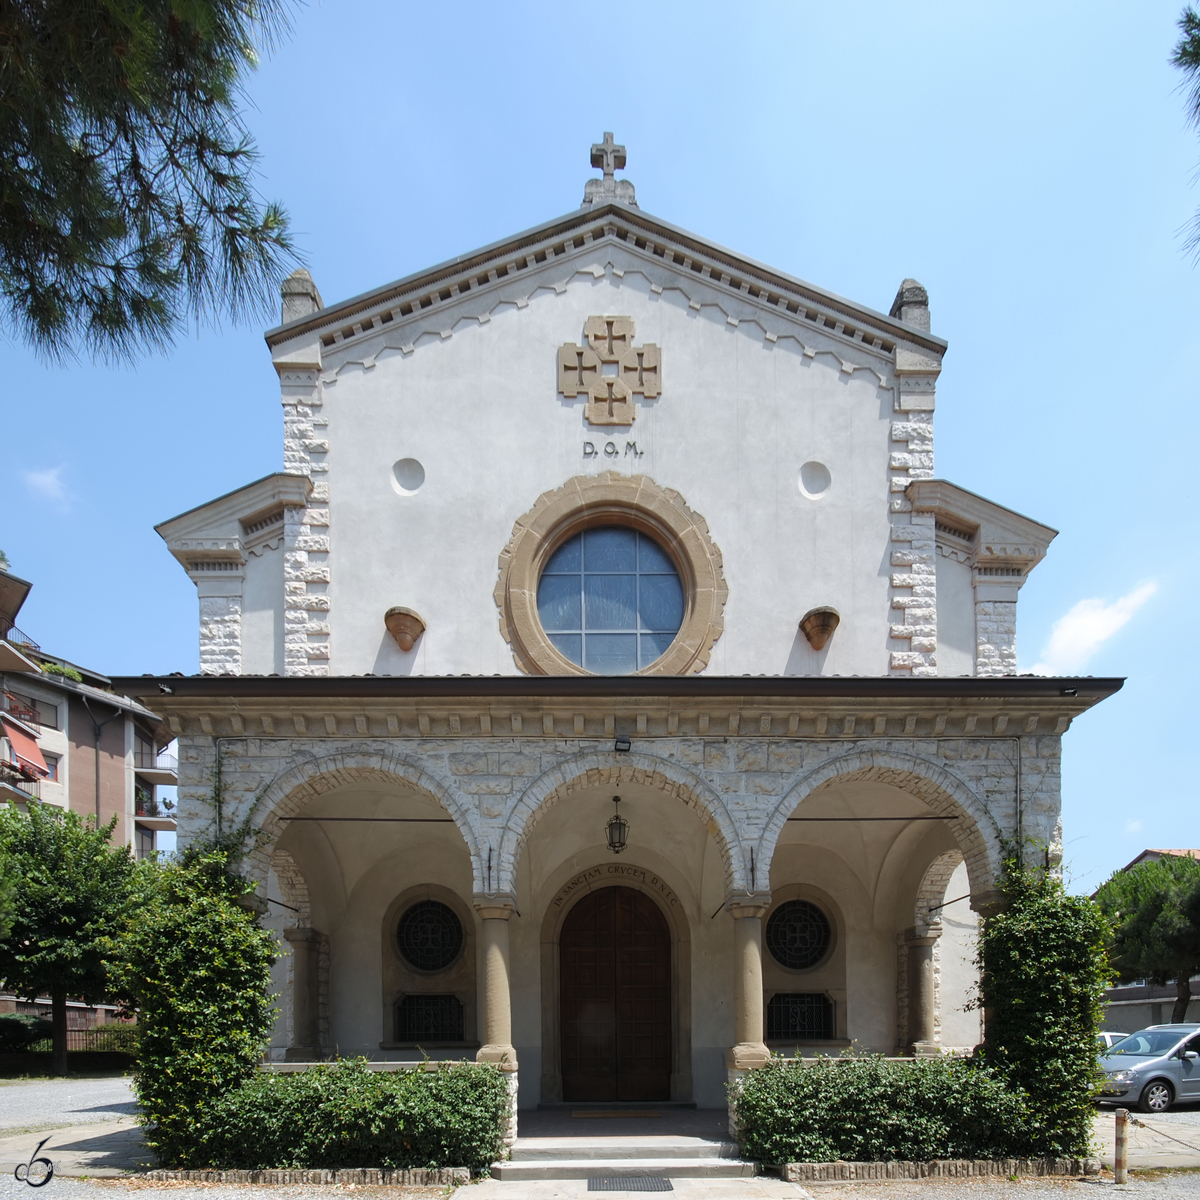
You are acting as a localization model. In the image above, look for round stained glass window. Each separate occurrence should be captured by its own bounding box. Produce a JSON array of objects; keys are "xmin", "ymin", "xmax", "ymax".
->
[
  {"xmin": 765, "ymin": 900, "xmax": 832, "ymax": 970},
  {"xmin": 535, "ymin": 526, "xmax": 684, "ymax": 675},
  {"xmin": 397, "ymin": 901, "xmax": 463, "ymax": 972}
]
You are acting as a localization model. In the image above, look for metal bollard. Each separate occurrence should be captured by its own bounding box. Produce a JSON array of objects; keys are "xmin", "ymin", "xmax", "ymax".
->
[{"xmin": 1115, "ymin": 1107, "xmax": 1128, "ymax": 1184}]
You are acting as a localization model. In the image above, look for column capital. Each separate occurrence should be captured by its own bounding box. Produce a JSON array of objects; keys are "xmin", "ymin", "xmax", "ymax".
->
[
  {"xmin": 283, "ymin": 925, "xmax": 321, "ymax": 946},
  {"xmin": 473, "ymin": 894, "xmax": 518, "ymax": 920},
  {"xmin": 726, "ymin": 892, "xmax": 772, "ymax": 919},
  {"xmin": 904, "ymin": 926, "xmax": 940, "ymax": 948},
  {"xmin": 969, "ymin": 890, "xmax": 1009, "ymax": 918}
]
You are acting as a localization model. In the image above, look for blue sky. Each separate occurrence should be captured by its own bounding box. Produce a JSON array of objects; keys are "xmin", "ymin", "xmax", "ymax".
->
[{"xmin": 2, "ymin": 1, "xmax": 1194, "ymax": 888}]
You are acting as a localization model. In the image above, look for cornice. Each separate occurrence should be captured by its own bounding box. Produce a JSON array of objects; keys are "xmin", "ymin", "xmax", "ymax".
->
[
  {"xmin": 264, "ymin": 204, "xmax": 947, "ymax": 362},
  {"xmin": 907, "ymin": 479, "xmax": 1057, "ymax": 572},
  {"xmin": 155, "ymin": 473, "xmax": 313, "ymax": 574},
  {"xmin": 110, "ymin": 674, "xmax": 1121, "ymax": 741}
]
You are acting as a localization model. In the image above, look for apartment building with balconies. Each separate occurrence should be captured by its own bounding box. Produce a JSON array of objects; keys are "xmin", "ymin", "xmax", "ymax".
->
[{"xmin": 0, "ymin": 566, "xmax": 176, "ymax": 857}]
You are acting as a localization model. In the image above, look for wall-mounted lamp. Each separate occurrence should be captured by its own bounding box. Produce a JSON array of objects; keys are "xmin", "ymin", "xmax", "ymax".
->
[
  {"xmin": 606, "ymin": 795, "xmax": 628, "ymax": 855},
  {"xmin": 799, "ymin": 606, "xmax": 840, "ymax": 651},
  {"xmin": 384, "ymin": 606, "xmax": 426, "ymax": 652},
  {"xmin": 614, "ymin": 736, "xmax": 632, "ymax": 753}
]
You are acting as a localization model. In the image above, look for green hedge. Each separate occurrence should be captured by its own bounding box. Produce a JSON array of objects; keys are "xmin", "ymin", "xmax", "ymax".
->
[
  {"xmin": 193, "ymin": 1059, "xmax": 511, "ymax": 1172},
  {"xmin": 0, "ymin": 1013, "xmax": 52, "ymax": 1053},
  {"xmin": 731, "ymin": 1056, "xmax": 1032, "ymax": 1164}
]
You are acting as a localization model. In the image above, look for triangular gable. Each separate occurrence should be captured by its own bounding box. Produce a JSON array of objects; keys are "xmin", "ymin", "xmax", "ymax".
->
[{"xmin": 265, "ymin": 202, "xmax": 946, "ymax": 383}]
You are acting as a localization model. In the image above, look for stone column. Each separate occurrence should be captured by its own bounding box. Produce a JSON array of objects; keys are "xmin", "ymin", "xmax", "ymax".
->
[
  {"xmin": 905, "ymin": 927, "xmax": 939, "ymax": 1050},
  {"xmin": 474, "ymin": 898, "xmax": 518, "ymax": 1070},
  {"xmin": 284, "ymin": 926, "xmax": 322, "ymax": 1061},
  {"xmin": 727, "ymin": 895, "xmax": 772, "ymax": 1070}
]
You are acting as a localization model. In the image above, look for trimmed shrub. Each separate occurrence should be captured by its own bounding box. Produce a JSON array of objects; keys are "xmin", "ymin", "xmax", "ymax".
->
[
  {"xmin": 106, "ymin": 851, "xmax": 277, "ymax": 1165},
  {"xmin": 731, "ymin": 1055, "xmax": 1031, "ymax": 1164},
  {"xmin": 195, "ymin": 1059, "xmax": 510, "ymax": 1172},
  {"xmin": 0, "ymin": 1013, "xmax": 53, "ymax": 1053},
  {"xmin": 976, "ymin": 862, "xmax": 1109, "ymax": 1157}
]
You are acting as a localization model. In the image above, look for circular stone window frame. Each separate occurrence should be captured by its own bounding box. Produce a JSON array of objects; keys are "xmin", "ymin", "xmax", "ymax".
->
[
  {"xmin": 494, "ymin": 472, "xmax": 728, "ymax": 676},
  {"xmin": 765, "ymin": 897, "xmax": 836, "ymax": 974},
  {"xmin": 395, "ymin": 898, "xmax": 466, "ymax": 975}
]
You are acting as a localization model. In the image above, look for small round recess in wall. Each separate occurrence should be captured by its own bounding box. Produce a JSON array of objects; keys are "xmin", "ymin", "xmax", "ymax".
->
[
  {"xmin": 391, "ymin": 458, "xmax": 425, "ymax": 495},
  {"xmin": 799, "ymin": 461, "xmax": 831, "ymax": 499}
]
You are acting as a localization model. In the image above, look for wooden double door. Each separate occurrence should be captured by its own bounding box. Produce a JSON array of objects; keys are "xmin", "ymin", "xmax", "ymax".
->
[{"xmin": 560, "ymin": 886, "xmax": 671, "ymax": 1102}]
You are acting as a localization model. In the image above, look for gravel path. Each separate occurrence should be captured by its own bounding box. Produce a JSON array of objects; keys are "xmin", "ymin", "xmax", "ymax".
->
[{"xmin": 0, "ymin": 1078, "xmax": 136, "ymax": 1137}]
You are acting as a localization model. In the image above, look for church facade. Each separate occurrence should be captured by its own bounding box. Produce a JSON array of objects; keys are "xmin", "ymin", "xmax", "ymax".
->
[{"xmin": 114, "ymin": 137, "xmax": 1120, "ymax": 1111}]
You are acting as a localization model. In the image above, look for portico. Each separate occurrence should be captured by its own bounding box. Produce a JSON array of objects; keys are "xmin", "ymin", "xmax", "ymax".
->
[{"xmin": 113, "ymin": 674, "xmax": 1119, "ymax": 1112}]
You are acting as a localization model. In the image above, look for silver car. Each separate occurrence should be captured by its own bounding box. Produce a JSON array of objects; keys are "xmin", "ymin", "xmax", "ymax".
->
[{"xmin": 1099, "ymin": 1023, "xmax": 1200, "ymax": 1112}]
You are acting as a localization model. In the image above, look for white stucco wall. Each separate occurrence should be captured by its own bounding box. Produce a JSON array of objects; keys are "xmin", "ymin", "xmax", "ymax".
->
[
  {"xmin": 937, "ymin": 861, "xmax": 982, "ymax": 1048},
  {"xmin": 318, "ymin": 270, "xmax": 894, "ymax": 678},
  {"xmin": 243, "ymin": 544, "xmax": 285, "ymax": 675},
  {"xmin": 935, "ymin": 555, "xmax": 975, "ymax": 677}
]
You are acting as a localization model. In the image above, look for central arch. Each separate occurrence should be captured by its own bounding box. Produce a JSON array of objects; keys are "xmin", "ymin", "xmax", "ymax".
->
[{"xmin": 496, "ymin": 750, "xmax": 747, "ymax": 894}]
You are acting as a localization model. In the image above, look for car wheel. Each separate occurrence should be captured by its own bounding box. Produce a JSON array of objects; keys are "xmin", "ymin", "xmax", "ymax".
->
[{"xmin": 1137, "ymin": 1080, "xmax": 1174, "ymax": 1113}]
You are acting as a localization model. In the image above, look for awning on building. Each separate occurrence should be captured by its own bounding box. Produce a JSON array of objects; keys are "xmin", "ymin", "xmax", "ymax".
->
[{"xmin": 0, "ymin": 714, "xmax": 48, "ymax": 777}]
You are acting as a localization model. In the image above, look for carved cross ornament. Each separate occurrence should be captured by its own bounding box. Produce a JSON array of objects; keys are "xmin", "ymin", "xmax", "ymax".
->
[{"xmin": 558, "ymin": 316, "xmax": 661, "ymax": 426}]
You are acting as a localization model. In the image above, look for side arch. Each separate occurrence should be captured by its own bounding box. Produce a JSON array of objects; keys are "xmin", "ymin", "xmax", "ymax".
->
[
  {"xmin": 757, "ymin": 749, "xmax": 1003, "ymax": 901},
  {"xmin": 247, "ymin": 747, "xmax": 481, "ymax": 887},
  {"xmin": 496, "ymin": 750, "xmax": 747, "ymax": 894},
  {"xmin": 914, "ymin": 850, "xmax": 965, "ymax": 931}
]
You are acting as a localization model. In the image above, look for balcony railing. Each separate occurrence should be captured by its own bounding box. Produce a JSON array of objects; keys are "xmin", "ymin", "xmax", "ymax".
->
[
  {"xmin": 134, "ymin": 748, "xmax": 178, "ymax": 774},
  {"xmin": 1, "ymin": 620, "xmax": 39, "ymax": 653},
  {"xmin": 135, "ymin": 795, "xmax": 175, "ymax": 818},
  {"xmin": 2, "ymin": 691, "xmax": 40, "ymax": 725},
  {"xmin": 0, "ymin": 769, "xmax": 39, "ymax": 799}
]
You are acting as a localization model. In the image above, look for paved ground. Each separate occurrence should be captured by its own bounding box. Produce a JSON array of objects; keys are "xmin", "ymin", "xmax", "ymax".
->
[
  {"xmin": 1, "ymin": 1078, "xmax": 1199, "ymax": 1195},
  {"xmin": 0, "ymin": 1173, "xmax": 1199, "ymax": 1199},
  {"xmin": 0, "ymin": 1077, "xmax": 137, "ymax": 1138}
]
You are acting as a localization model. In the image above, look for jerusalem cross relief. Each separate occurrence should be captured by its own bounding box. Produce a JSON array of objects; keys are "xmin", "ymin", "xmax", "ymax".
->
[{"xmin": 558, "ymin": 316, "xmax": 661, "ymax": 426}]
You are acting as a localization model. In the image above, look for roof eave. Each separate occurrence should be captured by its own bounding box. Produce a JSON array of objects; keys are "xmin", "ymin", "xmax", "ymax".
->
[{"xmin": 263, "ymin": 203, "xmax": 949, "ymax": 357}]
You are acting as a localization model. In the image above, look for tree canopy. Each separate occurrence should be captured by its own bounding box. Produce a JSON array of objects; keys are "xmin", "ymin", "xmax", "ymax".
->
[
  {"xmin": 0, "ymin": 802, "xmax": 141, "ymax": 1073},
  {"xmin": 1094, "ymin": 853, "xmax": 1200, "ymax": 1023},
  {"xmin": 0, "ymin": 0, "xmax": 298, "ymax": 361},
  {"xmin": 1174, "ymin": 6, "xmax": 1200, "ymax": 257}
]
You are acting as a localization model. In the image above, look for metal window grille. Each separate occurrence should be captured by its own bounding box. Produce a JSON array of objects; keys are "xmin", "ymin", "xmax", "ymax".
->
[
  {"xmin": 395, "ymin": 994, "xmax": 464, "ymax": 1042},
  {"xmin": 397, "ymin": 900, "xmax": 463, "ymax": 971},
  {"xmin": 767, "ymin": 992, "xmax": 833, "ymax": 1041},
  {"xmin": 765, "ymin": 900, "xmax": 832, "ymax": 970}
]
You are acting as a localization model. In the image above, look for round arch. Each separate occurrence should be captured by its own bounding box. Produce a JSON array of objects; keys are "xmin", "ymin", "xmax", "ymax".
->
[
  {"xmin": 756, "ymin": 749, "xmax": 1003, "ymax": 902},
  {"xmin": 496, "ymin": 750, "xmax": 746, "ymax": 895},
  {"xmin": 247, "ymin": 748, "xmax": 481, "ymax": 888}
]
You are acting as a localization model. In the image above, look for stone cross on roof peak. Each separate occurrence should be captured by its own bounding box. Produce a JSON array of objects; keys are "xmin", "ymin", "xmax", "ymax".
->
[
  {"xmin": 591, "ymin": 132, "xmax": 626, "ymax": 180},
  {"xmin": 581, "ymin": 131, "xmax": 638, "ymax": 209}
]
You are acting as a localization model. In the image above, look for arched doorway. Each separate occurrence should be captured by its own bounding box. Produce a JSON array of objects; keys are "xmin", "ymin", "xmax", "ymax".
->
[{"xmin": 560, "ymin": 886, "xmax": 671, "ymax": 1102}]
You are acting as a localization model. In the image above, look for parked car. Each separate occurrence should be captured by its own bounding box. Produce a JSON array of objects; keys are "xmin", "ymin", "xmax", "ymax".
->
[
  {"xmin": 1099, "ymin": 1024, "xmax": 1200, "ymax": 1112},
  {"xmin": 1097, "ymin": 1031, "xmax": 1126, "ymax": 1050}
]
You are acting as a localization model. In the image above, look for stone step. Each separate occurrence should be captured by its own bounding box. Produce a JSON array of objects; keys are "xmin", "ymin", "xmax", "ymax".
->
[
  {"xmin": 491, "ymin": 1157, "xmax": 758, "ymax": 1181},
  {"xmin": 510, "ymin": 1138, "xmax": 740, "ymax": 1161}
]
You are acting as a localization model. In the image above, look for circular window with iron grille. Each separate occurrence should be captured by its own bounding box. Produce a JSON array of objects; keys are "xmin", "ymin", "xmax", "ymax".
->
[
  {"xmin": 397, "ymin": 901, "xmax": 463, "ymax": 972},
  {"xmin": 766, "ymin": 900, "xmax": 832, "ymax": 970}
]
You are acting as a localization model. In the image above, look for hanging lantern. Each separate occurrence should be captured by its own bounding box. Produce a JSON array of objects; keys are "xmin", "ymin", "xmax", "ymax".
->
[{"xmin": 606, "ymin": 795, "xmax": 628, "ymax": 855}]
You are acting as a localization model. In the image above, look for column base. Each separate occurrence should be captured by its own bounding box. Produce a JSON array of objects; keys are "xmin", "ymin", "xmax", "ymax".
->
[
  {"xmin": 726, "ymin": 1041, "xmax": 771, "ymax": 1070},
  {"xmin": 284, "ymin": 1046, "xmax": 319, "ymax": 1063},
  {"xmin": 476, "ymin": 1043, "xmax": 519, "ymax": 1071}
]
